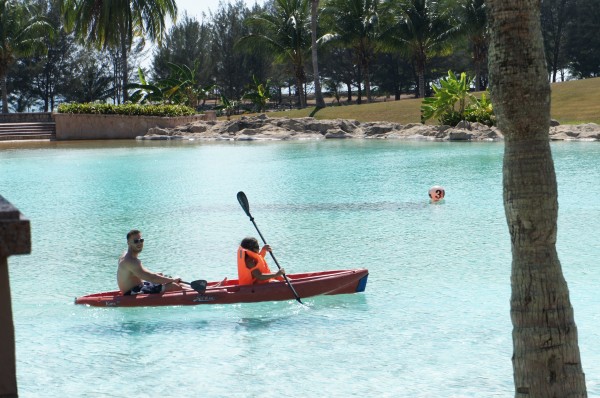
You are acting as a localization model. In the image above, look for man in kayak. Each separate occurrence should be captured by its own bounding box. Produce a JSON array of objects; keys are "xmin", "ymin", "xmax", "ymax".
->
[
  {"xmin": 237, "ymin": 237, "xmax": 285, "ymax": 285},
  {"xmin": 117, "ymin": 229, "xmax": 185, "ymax": 295}
]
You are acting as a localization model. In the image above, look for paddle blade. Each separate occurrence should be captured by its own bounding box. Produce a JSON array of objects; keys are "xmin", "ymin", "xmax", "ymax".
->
[
  {"xmin": 237, "ymin": 191, "xmax": 251, "ymax": 217},
  {"xmin": 190, "ymin": 280, "xmax": 207, "ymax": 293}
]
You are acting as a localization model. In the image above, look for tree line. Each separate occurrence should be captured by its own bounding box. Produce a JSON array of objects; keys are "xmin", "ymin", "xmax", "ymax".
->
[{"xmin": 0, "ymin": 0, "xmax": 598, "ymax": 113}]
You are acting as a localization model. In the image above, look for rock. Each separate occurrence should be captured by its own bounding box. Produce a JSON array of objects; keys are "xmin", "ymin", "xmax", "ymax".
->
[
  {"xmin": 362, "ymin": 122, "xmax": 402, "ymax": 137},
  {"xmin": 147, "ymin": 127, "xmax": 170, "ymax": 135},
  {"xmin": 137, "ymin": 134, "xmax": 183, "ymax": 140},
  {"xmin": 455, "ymin": 120, "xmax": 471, "ymax": 129},
  {"xmin": 447, "ymin": 129, "xmax": 473, "ymax": 141},
  {"xmin": 140, "ymin": 115, "xmax": 600, "ymax": 142},
  {"xmin": 550, "ymin": 123, "xmax": 600, "ymax": 141},
  {"xmin": 189, "ymin": 124, "xmax": 208, "ymax": 133},
  {"xmin": 325, "ymin": 128, "xmax": 354, "ymax": 139},
  {"xmin": 239, "ymin": 128, "xmax": 259, "ymax": 136}
]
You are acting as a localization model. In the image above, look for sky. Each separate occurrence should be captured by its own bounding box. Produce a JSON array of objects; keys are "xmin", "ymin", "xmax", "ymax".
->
[
  {"xmin": 175, "ymin": 0, "xmax": 267, "ymax": 20},
  {"xmin": 140, "ymin": 0, "xmax": 266, "ymax": 68}
]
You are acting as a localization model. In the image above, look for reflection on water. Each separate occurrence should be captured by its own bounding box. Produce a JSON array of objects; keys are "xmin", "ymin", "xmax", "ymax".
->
[
  {"xmin": 236, "ymin": 317, "xmax": 281, "ymax": 331},
  {"xmin": 75, "ymin": 318, "xmax": 213, "ymax": 336},
  {"xmin": 261, "ymin": 201, "xmax": 430, "ymax": 212},
  {"xmin": 175, "ymin": 201, "xmax": 430, "ymax": 217}
]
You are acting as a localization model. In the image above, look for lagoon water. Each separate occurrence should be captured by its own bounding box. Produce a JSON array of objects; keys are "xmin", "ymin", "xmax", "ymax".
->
[{"xmin": 1, "ymin": 139, "xmax": 599, "ymax": 397}]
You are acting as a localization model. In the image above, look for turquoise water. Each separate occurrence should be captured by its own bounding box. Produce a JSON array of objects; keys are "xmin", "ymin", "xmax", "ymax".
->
[{"xmin": 1, "ymin": 139, "xmax": 599, "ymax": 397}]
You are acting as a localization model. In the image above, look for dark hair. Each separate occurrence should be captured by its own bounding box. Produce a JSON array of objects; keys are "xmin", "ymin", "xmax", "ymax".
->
[
  {"xmin": 127, "ymin": 229, "xmax": 141, "ymax": 240},
  {"xmin": 240, "ymin": 237, "xmax": 259, "ymax": 251}
]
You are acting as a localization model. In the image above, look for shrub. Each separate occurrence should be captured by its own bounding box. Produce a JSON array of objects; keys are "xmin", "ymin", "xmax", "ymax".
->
[
  {"xmin": 421, "ymin": 71, "xmax": 496, "ymax": 126},
  {"xmin": 213, "ymin": 94, "xmax": 238, "ymax": 120},
  {"xmin": 242, "ymin": 76, "xmax": 271, "ymax": 113},
  {"xmin": 440, "ymin": 110, "xmax": 463, "ymax": 127},
  {"xmin": 465, "ymin": 91, "xmax": 496, "ymax": 126},
  {"xmin": 57, "ymin": 103, "xmax": 196, "ymax": 117}
]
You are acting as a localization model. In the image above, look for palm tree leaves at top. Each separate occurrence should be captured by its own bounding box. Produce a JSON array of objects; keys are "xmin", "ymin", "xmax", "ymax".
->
[
  {"xmin": 459, "ymin": 0, "xmax": 487, "ymax": 90},
  {"xmin": 310, "ymin": 0, "xmax": 325, "ymax": 108},
  {"xmin": 62, "ymin": 0, "xmax": 177, "ymax": 103},
  {"xmin": 0, "ymin": 0, "xmax": 53, "ymax": 113},
  {"xmin": 62, "ymin": 0, "xmax": 176, "ymax": 48},
  {"xmin": 321, "ymin": 0, "xmax": 382, "ymax": 103},
  {"xmin": 240, "ymin": 0, "xmax": 312, "ymax": 108},
  {"xmin": 386, "ymin": 0, "xmax": 459, "ymax": 99}
]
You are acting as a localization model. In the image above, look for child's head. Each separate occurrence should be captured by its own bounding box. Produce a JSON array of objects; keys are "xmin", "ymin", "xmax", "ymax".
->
[{"xmin": 241, "ymin": 237, "xmax": 260, "ymax": 252}]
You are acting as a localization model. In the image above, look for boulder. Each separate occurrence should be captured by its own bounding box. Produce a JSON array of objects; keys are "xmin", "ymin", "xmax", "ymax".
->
[
  {"xmin": 139, "ymin": 115, "xmax": 599, "ymax": 142},
  {"xmin": 325, "ymin": 128, "xmax": 354, "ymax": 139},
  {"xmin": 550, "ymin": 123, "xmax": 600, "ymax": 140}
]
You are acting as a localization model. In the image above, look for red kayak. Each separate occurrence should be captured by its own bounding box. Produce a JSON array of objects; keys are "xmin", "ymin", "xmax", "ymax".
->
[{"xmin": 75, "ymin": 269, "xmax": 369, "ymax": 307}]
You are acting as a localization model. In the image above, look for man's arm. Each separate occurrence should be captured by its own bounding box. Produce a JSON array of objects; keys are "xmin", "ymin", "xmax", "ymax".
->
[{"xmin": 127, "ymin": 259, "xmax": 180, "ymax": 284}]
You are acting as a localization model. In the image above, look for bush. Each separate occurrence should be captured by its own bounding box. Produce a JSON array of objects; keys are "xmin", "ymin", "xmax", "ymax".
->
[
  {"xmin": 465, "ymin": 91, "xmax": 496, "ymax": 126},
  {"xmin": 465, "ymin": 109, "xmax": 496, "ymax": 126},
  {"xmin": 440, "ymin": 110, "xmax": 463, "ymax": 127},
  {"xmin": 421, "ymin": 71, "xmax": 496, "ymax": 126},
  {"xmin": 57, "ymin": 103, "xmax": 196, "ymax": 117}
]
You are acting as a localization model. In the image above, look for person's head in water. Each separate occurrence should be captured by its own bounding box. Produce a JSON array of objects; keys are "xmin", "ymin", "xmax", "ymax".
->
[{"xmin": 241, "ymin": 237, "xmax": 260, "ymax": 252}]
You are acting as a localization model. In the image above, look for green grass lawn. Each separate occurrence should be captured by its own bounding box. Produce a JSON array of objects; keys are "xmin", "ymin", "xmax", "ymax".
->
[
  {"xmin": 549, "ymin": 78, "xmax": 600, "ymax": 124},
  {"xmin": 232, "ymin": 77, "xmax": 600, "ymax": 125}
]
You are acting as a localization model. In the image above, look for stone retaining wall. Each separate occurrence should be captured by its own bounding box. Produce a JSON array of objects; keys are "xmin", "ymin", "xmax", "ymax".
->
[{"xmin": 54, "ymin": 112, "xmax": 216, "ymax": 140}]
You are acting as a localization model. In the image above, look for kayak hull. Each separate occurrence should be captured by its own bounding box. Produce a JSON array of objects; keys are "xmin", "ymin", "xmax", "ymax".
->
[{"xmin": 75, "ymin": 269, "xmax": 369, "ymax": 307}]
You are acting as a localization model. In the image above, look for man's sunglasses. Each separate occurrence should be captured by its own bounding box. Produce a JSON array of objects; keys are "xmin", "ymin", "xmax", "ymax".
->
[{"xmin": 133, "ymin": 238, "xmax": 145, "ymax": 244}]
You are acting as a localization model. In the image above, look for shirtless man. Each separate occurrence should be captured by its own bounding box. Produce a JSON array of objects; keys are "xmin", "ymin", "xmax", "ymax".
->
[{"xmin": 117, "ymin": 229, "xmax": 185, "ymax": 295}]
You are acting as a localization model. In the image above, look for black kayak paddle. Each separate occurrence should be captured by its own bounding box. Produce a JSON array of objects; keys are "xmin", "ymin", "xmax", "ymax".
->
[
  {"xmin": 237, "ymin": 191, "xmax": 303, "ymax": 305},
  {"xmin": 181, "ymin": 279, "xmax": 207, "ymax": 294}
]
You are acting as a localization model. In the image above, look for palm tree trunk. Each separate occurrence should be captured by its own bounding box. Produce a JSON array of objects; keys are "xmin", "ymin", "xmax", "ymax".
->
[
  {"xmin": 474, "ymin": 41, "xmax": 485, "ymax": 91},
  {"xmin": 346, "ymin": 82, "xmax": 352, "ymax": 103},
  {"xmin": 311, "ymin": 0, "xmax": 325, "ymax": 109},
  {"xmin": 551, "ymin": 0, "xmax": 568, "ymax": 83},
  {"xmin": 1, "ymin": 74, "xmax": 8, "ymax": 113},
  {"xmin": 43, "ymin": 75, "xmax": 50, "ymax": 112},
  {"xmin": 487, "ymin": 1, "xmax": 587, "ymax": 397},
  {"xmin": 418, "ymin": 69, "xmax": 425, "ymax": 99},
  {"xmin": 356, "ymin": 66, "xmax": 362, "ymax": 104},
  {"xmin": 364, "ymin": 61, "xmax": 371, "ymax": 103},
  {"xmin": 121, "ymin": 37, "xmax": 129, "ymax": 103},
  {"xmin": 295, "ymin": 66, "xmax": 306, "ymax": 108}
]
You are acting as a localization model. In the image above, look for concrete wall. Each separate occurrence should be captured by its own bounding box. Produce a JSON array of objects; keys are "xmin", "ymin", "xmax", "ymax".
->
[
  {"xmin": 0, "ymin": 196, "xmax": 31, "ymax": 398},
  {"xmin": 54, "ymin": 112, "xmax": 216, "ymax": 140}
]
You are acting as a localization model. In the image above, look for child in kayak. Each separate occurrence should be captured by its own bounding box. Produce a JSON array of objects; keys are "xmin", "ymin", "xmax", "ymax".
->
[{"xmin": 237, "ymin": 237, "xmax": 285, "ymax": 285}]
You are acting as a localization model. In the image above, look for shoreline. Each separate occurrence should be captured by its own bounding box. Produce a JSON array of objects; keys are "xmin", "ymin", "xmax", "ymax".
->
[
  {"xmin": 140, "ymin": 114, "xmax": 600, "ymax": 142},
  {"xmin": 1, "ymin": 115, "xmax": 600, "ymax": 144}
]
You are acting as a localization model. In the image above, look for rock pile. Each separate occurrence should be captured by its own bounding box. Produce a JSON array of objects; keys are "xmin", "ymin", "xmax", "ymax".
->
[{"xmin": 139, "ymin": 114, "xmax": 600, "ymax": 142}]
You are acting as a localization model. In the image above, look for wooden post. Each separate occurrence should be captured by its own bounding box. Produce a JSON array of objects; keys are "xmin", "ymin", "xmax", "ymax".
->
[{"xmin": 0, "ymin": 196, "xmax": 31, "ymax": 398}]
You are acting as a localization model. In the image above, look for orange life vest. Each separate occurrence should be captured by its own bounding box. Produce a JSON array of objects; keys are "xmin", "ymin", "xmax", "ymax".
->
[{"xmin": 237, "ymin": 246, "xmax": 273, "ymax": 285}]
